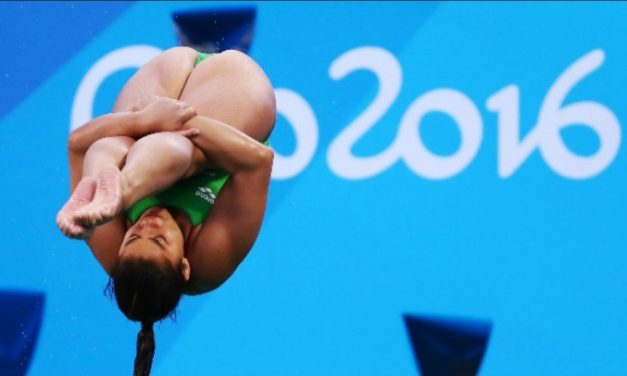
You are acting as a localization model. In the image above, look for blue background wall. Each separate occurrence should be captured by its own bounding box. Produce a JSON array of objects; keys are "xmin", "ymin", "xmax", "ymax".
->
[{"xmin": 1, "ymin": 2, "xmax": 626, "ymax": 375}]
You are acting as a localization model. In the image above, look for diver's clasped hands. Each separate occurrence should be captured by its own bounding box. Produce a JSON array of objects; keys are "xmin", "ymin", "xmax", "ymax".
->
[{"xmin": 132, "ymin": 95, "xmax": 199, "ymax": 138}]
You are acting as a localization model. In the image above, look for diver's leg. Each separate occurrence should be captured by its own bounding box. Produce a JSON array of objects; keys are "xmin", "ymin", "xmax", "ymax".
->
[
  {"xmin": 120, "ymin": 132, "xmax": 195, "ymax": 205},
  {"xmin": 177, "ymin": 50, "xmax": 275, "ymax": 143},
  {"xmin": 57, "ymin": 136, "xmax": 134, "ymax": 238},
  {"xmin": 74, "ymin": 132, "xmax": 195, "ymax": 227}
]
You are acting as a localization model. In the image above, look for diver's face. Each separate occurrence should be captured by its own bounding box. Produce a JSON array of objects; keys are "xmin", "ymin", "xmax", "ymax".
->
[{"xmin": 119, "ymin": 208, "xmax": 186, "ymax": 268}]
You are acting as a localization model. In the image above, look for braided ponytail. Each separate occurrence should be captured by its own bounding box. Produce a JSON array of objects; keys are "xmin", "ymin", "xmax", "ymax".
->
[
  {"xmin": 134, "ymin": 321, "xmax": 155, "ymax": 376},
  {"xmin": 110, "ymin": 256, "xmax": 185, "ymax": 376}
]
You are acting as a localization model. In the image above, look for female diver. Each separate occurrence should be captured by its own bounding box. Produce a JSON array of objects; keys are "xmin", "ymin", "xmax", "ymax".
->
[{"xmin": 56, "ymin": 47, "xmax": 275, "ymax": 376}]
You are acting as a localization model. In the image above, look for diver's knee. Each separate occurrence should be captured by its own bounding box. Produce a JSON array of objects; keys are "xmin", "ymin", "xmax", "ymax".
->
[
  {"xmin": 136, "ymin": 132, "xmax": 193, "ymax": 153},
  {"xmin": 85, "ymin": 136, "xmax": 135, "ymax": 158},
  {"xmin": 133, "ymin": 132, "xmax": 194, "ymax": 168}
]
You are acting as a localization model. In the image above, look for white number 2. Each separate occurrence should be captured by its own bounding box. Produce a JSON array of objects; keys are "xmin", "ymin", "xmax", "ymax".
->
[{"xmin": 327, "ymin": 46, "xmax": 482, "ymax": 180}]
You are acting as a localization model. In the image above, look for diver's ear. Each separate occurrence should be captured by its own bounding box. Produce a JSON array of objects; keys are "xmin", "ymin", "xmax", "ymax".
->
[{"xmin": 181, "ymin": 257, "xmax": 191, "ymax": 281}]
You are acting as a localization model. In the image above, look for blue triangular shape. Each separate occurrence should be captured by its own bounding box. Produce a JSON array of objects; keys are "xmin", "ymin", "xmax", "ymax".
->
[
  {"xmin": 0, "ymin": 290, "xmax": 45, "ymax": 376},
  {"xmin": 403, "ymin": 313, "xmax": 492, "ymax": 376},
  {"xmin": 0, "ymin": 2, "xmax": 134, "ymax": 121},
  {"xmin": 172, "ymin": 6, "xmax": 256, "ymax": 54}
]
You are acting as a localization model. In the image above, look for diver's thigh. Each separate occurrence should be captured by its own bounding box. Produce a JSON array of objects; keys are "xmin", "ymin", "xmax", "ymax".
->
[
  {"xmin": 112, "ymin": 47, "xmax": 198, "ymax": 112},
  {"xmin": 178, "ymin": 50, "xmax": 275, "ymax": 141}
]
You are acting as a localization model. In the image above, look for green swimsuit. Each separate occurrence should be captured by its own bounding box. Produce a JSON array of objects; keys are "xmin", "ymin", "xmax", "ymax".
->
[
  {"xmin": 127, "ymin": 169, "xmax": 229, "ymax": 226},
  {"xmin": 127, "ymin": 51, "xmax": 268, "ymax": 226}
]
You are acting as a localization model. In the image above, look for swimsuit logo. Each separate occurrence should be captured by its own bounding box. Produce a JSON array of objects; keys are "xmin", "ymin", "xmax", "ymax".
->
[{"xmin": 195, "ymin": 186, "xmax": 216, "ymax": 204}]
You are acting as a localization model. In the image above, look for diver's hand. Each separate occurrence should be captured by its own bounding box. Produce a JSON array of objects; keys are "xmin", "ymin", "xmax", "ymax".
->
[
  {"xmin": 131, "ymin": 95, "xmax": 159, "ymax": 112},
  {"xmin": 176, "ymin": 128, "xmax": 200, "ymax": 138},
  {"xmin": 135, "ymin": 96, "xmax": 197, "ymax": 134}
]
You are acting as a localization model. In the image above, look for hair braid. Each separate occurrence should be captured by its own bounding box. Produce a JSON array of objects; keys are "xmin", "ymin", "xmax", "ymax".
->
[{"xmin": 134, "ymin": 321, "xmax": 155, "ymax": 376}]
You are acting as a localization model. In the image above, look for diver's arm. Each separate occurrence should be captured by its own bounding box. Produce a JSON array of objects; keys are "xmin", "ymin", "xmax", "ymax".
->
[
  {"xmin": 180, "ymin": 115, "xmax": 273, "ymax": 175},
  {"xmin": 68, "ymin": 112, "xmax": 145, "ymax": 154},
  {"xmin": 68, "ymin": 97, "xmax": 197, "ymax": 154},
  {"xmin": 179, "ymin": 115, "xmax": 274, "ymax": 293},
  {"xmin": 183, "ymin": 139, "xmax": 273, "ymax": 293}
]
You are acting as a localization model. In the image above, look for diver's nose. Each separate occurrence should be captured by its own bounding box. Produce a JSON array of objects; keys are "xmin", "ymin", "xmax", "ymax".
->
[{"xmin": 136, "ymin": 216, "xmax": 164, "ymax": 229}]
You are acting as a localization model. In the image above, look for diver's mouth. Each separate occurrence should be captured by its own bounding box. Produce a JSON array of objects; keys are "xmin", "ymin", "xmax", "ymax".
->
[{"xmin": 141, "ymin": 207, "xmax": 166, "ymax": 219}]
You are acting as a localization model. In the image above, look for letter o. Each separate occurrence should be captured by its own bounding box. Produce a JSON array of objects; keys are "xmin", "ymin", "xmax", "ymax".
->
[
  {"xmin": 272, "ymin": 88, "xmax": 319, "ymax": 180},
  {"xmin": 398, "ymin": 89, "xmax": 483, "ymax": 179}
]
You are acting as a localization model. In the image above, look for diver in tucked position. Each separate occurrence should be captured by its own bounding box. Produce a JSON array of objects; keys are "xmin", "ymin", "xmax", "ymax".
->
[{"xmin": 57, "ymin": 47, "xmax": 275, "ymax": 376}]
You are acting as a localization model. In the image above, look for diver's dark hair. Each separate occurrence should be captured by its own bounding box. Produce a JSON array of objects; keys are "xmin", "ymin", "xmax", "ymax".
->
[
  {"xmin": 135, "ymin": 321, "xmax": 155, "ymax": 376},
  {"xmin": 109, "ymin": 256, "xmax": 185, "ymax": 376}
]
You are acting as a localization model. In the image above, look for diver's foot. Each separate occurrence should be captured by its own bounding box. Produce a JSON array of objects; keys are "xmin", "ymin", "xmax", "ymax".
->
[
  {"xmin": 75, "ymin": 166, "xmax": 125, "ymax": 227},
  {"xmin": 57, "ymin": 177, "xmax": 97, "ymax": 239}
]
